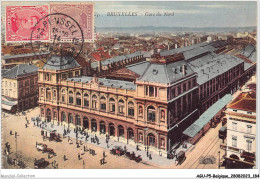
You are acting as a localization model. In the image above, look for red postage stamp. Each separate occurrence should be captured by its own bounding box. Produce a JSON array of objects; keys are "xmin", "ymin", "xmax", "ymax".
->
[
  {"xmin": 5, "ymin": 5, "xmax": 49, "ymax": 42},
  {"xmin": 50, "ymin": 3, "xmax": 94, "ymax": 42}
]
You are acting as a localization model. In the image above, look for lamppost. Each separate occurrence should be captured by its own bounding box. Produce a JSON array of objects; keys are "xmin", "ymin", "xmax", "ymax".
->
[
  {"xmin": 218, "ymin": 151, "xmax": 221, "ymax": 169},
  {"xmin": 144, "ymin": 128, "xmax": 149, "ymax": 151},
  {"xmin": 15, "ymin": 131, "xmax": 18, "ymax": 168}
]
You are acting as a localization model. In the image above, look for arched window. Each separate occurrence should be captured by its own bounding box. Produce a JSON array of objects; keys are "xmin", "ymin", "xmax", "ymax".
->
[
  {"xmin": 84, "ymin": 93, "xmax": 89, "ymax": 107},
  {"xmin": 61, "ymin": 112, "xmax": 66, "ymax": 122},
  {"xmin": 139, "ymin": 106, "xmax": 143, "ymax": 116},
  {"xmin": 147, "ymin": 106, "xmax": 156, "ymax": 122},
  {"xmin": 61, "ymin": 89, "xmax": 66, "ymax": 103},
  {"xmin": 76, "ymin": 115, "xmax": 81, "ymax": 126},
  {"xmin": 69, "ymin": 91, "xmax": 73, "ymax": 104},
  {"xmin": 160, "ymin": 110, "xmax": 165, "ymax": 121},
  {"xmin": 118, "ymin": 99, "xmax": 124, "ymax": 114},
  {"xmin": 46, "ymin": 88, "xmax": 51, "ymax": 100},
  {"xmin": 109, "ymin": 98, "xmax": 115, "ymax": 113},
  {"xmin": 68, "ymin": 113, "xmax": 73, "ymax": 124},
  {"xmin": 100, "ymin": 96, "xmax": 106, "ymax": 111},
  {"xmin": 92, "ymin": 95, "xmax": 97, "ymax": 109},
  {"xmin": 76, "ymin": 92, "xmax": 81, "ymax": 106},
  {"xmin": 128, "ymin": 101, "xmax": 135, "ymax": 117}
]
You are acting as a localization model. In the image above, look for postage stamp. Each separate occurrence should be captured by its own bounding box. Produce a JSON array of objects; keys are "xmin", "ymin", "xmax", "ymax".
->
[
  {"xmin": 5, "ymin": 5, "xmax": 49, "ymax": 42},
  {"xmin": 50, "ymin": 3, "xmax": 94, "ymax": 42}
]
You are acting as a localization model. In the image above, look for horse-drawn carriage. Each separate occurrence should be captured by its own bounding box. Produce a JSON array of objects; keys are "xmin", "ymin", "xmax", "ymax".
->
[{"xmin": 36, "ymin": 143, "xmax": 56, "ymax": 155}]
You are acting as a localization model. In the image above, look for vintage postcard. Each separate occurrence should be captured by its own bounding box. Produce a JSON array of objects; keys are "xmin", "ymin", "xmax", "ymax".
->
[{"xmin": 0, "ymin": 1, "xmax": 258, "ymax": 179}]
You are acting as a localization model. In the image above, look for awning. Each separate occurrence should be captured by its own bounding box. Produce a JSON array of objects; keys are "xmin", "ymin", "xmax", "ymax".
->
[
  {"xmin": 183, "ymin": 94, "xmax": 233, "ymax": 138},
  {"xmin": 1, "ymin": 100, "xmax": 17, "ymax": 111},
  {"xmin": 2, "ymin": 103, "xmax": 14, "ymax": 111}
]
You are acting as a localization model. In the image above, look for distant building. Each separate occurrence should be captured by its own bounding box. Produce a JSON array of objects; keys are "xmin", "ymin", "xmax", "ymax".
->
[
  {"xmin": 2, "ymin": 64, "xmax": 39, "ymax": 112},
  {"xmin": 225, "ymin": 91, "xmax": 256, "ymax": 168}
]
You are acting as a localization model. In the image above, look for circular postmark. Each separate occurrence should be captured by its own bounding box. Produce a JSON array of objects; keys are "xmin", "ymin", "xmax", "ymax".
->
[{"xmin": 30, "ymin": 13, "xmax": 84, "ymax": 67}]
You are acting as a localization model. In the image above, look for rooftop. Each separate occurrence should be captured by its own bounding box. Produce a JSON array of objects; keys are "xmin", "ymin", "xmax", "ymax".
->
[
  {"xmin": 43, "ymin": 56, "xmax": 80, "ymax": 70},
  {"xmin": 137, "ymin": 59, "xmax": 194, "ymax": 84},
  {"xmin": 91, "ymin": 51, "xmax": 144, "ymax": 68},
  {"xmin": 3, "ymin": 52, "xmax": 50, "ymax": 60},
  {"xmin": 67, "ymin": 76, "xmax": 136, "ymax": 90},
  {"xmin": 2, "ymin": 64, "xmax": 38, "ymax": 79},
  {"xmin": 227, "ymin": 91, "xmax": 256, "ymax": 113},
  {"xmin": 188, "ymin": 54, "xmax": 244, "ymax": 85}
]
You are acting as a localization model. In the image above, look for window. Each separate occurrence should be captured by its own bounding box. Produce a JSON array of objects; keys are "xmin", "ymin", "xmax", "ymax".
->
[
  {"xmin": 9, "ymin": 82, "xmax": 11, "ymax": 87},
  {"xmin": 139, "ymin": 106, "xmax": 143, "ymax": 116},
  {"xmin": 40, "ymin": 88, "xmax": 44, "ymax": 97},
  {"xmin": 232, "ymin": 136, "xmax": 237, "ymax": 147},
  {"xmin": 160, "ymin": 110, "xmax": 165, "ymax": 121},
  {"xmin": 128, "ymin": 101, "xmax": 135, "ymax": 117},
  {"xmin": 118, "ymin": 99, "xmax": 124, "ymax": 114},
  {"xmin": 92, "ymin": 95, "xmax": 97, "ymax": 109},
  {"xmin": 149, "ymin": 86, "xmax": 154, "ymax": 97},
  {"xmin": 109, "ymin": 98, "xmax": 115, "ymax": 112},
  {"xmin": 62, "ymin": 73, "xmax": 67, "ymax": 80},
  {"xmin": 61, "ymin": 112, "xmax": 66, "ymax": 122},
  {"xmin": 46, "ymin": 88, "xmax": 51, "ymax": 100},
  {"xmin": 76, "ymin": 92, "xmax": 81, "ymax": 106},
  {"xmin": 76, "ymin": 115, "xmax": 81, "ymax": 126},
  {"xmin": 247, "ymin": 111, "xmax": 252, "ymax": 115},
  {"xmin": 183, "ymin": 83, "xmax": 186, "ymax": 92},
  {"xmin": 178, "ymin": 86, "xmax": 181, "ymax": 95},
  {"xmin": 246, "ymin": 140, "xmax": 252, "ymax": 151},
  {"xmin": 188, "ymin": 81, "xmax": 191, "ymax": 89},
  {"xmin": 148, "ymin": 133, "xmax": 156, "ymax": 147},
  {"xmin": 69, "ymin": 91, "xmax": 73, "ymax": 104},
  {"xmin": 160, "ymin": 138, "xmax": 165, "ymax": 148},
  {"xmin": 100, "ymin": 96, "xmax": 106, "ymax": 111},
  {"xmin": 68, "ymin": 114, "xmax": 73, "ymax": 124},
  {"xmin": 75, "ymin": 71, "xmax": 80, "ymax": 77},
  {"xmin": 61, "ymin": 90, "xmax": 66, "ymax": 103},
  {"xmin": 53, "ymin": 90, "xmax": 57, "ymax": 100},
  {"xmin": 147, "ymin": 106, "xmax": 156, "ymax": 122},
  {"xmin": 233, "ymin": 109, "xmax": 237, "ymax": 112},
  {"xmin": 45, "ymin": 73, "xmax": 50, "ymax": 81},
  {"xmin": 84, "ymin": 93, "xmax": 89, "ymax": 107},
  {"xmin": 5, "ymin": 81, "xmax": 7, "ymax": 87},
  {"xmin": 232, "ymin": 122, "xmax": 237, "ymax": 130},
  {"xmin": 247, "ymin": 125, "xmax": 252, "ymax": 134},
  {"xmin": 139, "ymin": 133, "xmax": 143, "ymax": 142}
]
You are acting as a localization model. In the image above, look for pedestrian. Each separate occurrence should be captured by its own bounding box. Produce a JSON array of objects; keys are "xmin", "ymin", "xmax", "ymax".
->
[
  {"xmin": 15, "ymin": 131, "xmax": 17, "ymax": 138},
  {"xmin": 103, "ymin": 151, "xmax": 106, "ymax": 158},
  {"xmin": 36, "ymin": 141, "xmax": 37, "ymax": 148},
  {"xmin": 83, "ymin": 160, "xmax": 85, "ymax": 169},
  {"xmin": 64, "ymin": 155, "xmax": 66, "ymax": 161},
  {"xmin": 56, "ymin": 164, "xmax": 58, "ymax": 169},
  {"xmin": 149, "ymin": 154, "xmax": 152, "ymax": 160},
  {"xmin": 85, "ymin": 136, "xmax": 88, "ymax": 141},
  {"xmin": 124, "ymin": 145, "xmax": 126, "ymax": 151},
  {"xmin": 147, "ymin": 151, "xmax": 149, "ymax": 157},
  {"xmin": 100, "ymin": 159, "xmax": 102, "ymax": 165},
  {"xmin": 84, "ymin": 145, "xmax": 86, "ymax": 152},
  {"xmin": 48, "ymin": 154, "xmax": 50, "ymax": 159},
  {"xmin": 10, "ymin": 130, "xmax": 12, "ymax": 135},
  {"xmin": 107, "ymin": 143, "xmax": 109, "ymax": 148},
  {"xmin": 92, "ymin": 150, "xmax": 95, "ymax": 156},
  {"xmin": 78, "ymin": 153, "xmax": 80, "ymax": 160}
]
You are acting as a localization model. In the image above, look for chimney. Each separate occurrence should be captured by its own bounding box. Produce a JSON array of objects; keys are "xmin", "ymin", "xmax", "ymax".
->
[
  {"xmin": 182, "ymin": 65, "xmax": 186, "ymax": 76},
  {"xmin": 23, "ymin": 69, "xmax": 26, "ymax": 73},
  {"xmin": 97, "ymin": 61, "xmax": 101, "ymax": 73}
]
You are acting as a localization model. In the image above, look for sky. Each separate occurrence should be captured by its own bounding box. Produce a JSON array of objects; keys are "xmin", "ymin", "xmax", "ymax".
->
[
  {"xmin": 1, "ymin": 1, "xmax": 257, "ymax": 28},
  {"xmin": 94, "ymin": 1, "xmax": 257, "ymax": 28}
]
